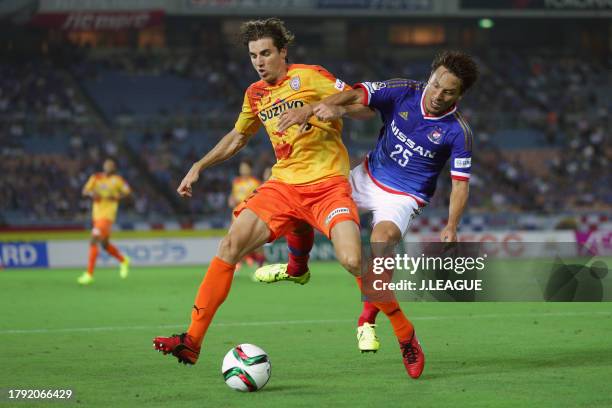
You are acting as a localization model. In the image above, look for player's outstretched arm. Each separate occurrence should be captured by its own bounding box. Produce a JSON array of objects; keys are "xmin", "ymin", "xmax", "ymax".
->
[
  {"xmin": 313, "ymin": 88, "xmax": 373, "ymax": 121},
  {"xmin": 277, "ymin": 105, "xmax": 314, "ymax": 132},
  {"xmin": 277, "ymin": 89, "xmax": 373, "ymax": 131},
  {"xmin": 440, "ymin": 179, "xmax": 469, "ymax": 242},
  {"xmin": 344, "ymin": 104, "xmax": 375, "ymax": 120},
  {"xmin": 177, "ymin": 129, "xmax": 251, "ymax": 198},
  {"xmin": 118, "ymin": 182, "xmax": 132, "ymax": 200}
]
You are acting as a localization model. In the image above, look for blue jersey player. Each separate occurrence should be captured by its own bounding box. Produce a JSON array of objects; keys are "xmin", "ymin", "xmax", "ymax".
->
[{"xmin": 257, "ymin": 51, "xmax": 479, "ymax": 380}]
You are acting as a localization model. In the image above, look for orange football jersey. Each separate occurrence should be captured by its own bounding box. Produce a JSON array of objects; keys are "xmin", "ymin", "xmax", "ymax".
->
[
  {"xmin": 234, "ymin": 64, "xmax": 351, "ymax": 185},
  {"xmin": 83, "ymin": 173, "xmax": 131, "ymax": 222},
  {"xmin": 231, "ymin": 176, "xmax": 261, "ymax": 203}
]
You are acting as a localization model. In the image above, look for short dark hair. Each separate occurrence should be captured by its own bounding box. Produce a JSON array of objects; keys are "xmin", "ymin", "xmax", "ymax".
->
[
  {"xmin": 431, "ymin": 51, "xmax": 479, "ymax": 94},
  {"xmin": 239, "ymin": 18, "xmax": 295, "ymax": 51}
]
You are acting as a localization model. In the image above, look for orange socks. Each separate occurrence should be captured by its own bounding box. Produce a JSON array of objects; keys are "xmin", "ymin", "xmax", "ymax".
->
[
  {"xmin": 104, "ymin": 243, "xmax": 125, "ymax": 262},
  {"xmin": 87, "ymin": 244, "xmax": 99, "ymax": 275},
  {"xmin": 373, "ymin": 300, "xmax": 414, "ymax": 342},
  {"xmin": 187, "ymin": 257, "xmax": 236, "ymax": 347},
  {"xmin": 355, "ymin": 276, "xmax": 414, "ymax": 342},
  {"xmin": 88, "ymin": 242, "xmax": 124, "ymax": 275}
]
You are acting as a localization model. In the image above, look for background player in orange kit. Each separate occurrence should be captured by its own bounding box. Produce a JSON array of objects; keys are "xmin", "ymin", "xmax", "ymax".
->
[
  {"xmin": 228, "ymin": 160, "xmax": 261, "ymax": 211},
  {"xmin": 77, "ymin": 158, "xmax": 132, "ymax": 285},
  {"xmin": 228, "ymin": 159, "xmax": 265, "ymax": 269},
  {"xmin": 152, "ymin": 18, "xmax": 424, "ymax": 377}
]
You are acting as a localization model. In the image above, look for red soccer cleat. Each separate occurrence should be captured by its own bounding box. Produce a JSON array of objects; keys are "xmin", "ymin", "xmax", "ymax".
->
[
  {"xmin": 399, "ymin": 332, "xmax": 425, "ymax": 379},
  {"xmin": 153, "ymin": 333, "xmax": 200, "ymax": 365}
]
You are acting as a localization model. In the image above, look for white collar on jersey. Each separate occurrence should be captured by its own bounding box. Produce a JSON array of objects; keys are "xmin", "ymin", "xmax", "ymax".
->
[{"xmin": 420, "ymin": 84, "xmax": 457, "ymax": 120}]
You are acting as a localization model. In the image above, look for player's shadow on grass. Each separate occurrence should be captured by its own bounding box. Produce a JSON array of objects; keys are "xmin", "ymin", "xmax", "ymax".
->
[{"xmin": 426, "ymin": 346, "xmax": 612, "ymax": 379}]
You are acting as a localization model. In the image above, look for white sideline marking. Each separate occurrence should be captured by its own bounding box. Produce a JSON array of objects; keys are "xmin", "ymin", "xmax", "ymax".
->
[
  {"xmin": 0, "ymin": 319, "xmax": 350, "ymax": 335},
  {"xmin": 0, "ymin": 311, "xmax": 610, "ymax": 335}
]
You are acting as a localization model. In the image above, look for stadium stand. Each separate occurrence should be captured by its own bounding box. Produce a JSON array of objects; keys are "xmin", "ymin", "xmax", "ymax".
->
[{"xmin": 1, "ymin": 45, "xmax": 609, "ymax": 230}]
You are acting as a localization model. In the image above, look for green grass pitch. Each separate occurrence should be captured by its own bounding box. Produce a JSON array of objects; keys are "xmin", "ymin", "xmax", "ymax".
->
[{"xmin": 1, "ymin": 262, "xmax": 611, "ymax": 407}]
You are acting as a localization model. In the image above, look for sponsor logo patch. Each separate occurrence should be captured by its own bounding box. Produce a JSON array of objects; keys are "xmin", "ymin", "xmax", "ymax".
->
[
  {"xmin": 325, "ymin": 207, "xmax": 350, "ymax": 224},
  {"xmin": 334, "ymin": 78, "xmax": 345, "ymax": 91},
  {"xmin": 258, "ymin": 99, "xmax": 305, "ymax": 122},
  {"xmin": 399, "ymin": 111, "xmax": 409, "ymax": 120},
  {"xmin": 454, "ymin": 158, "xmax": 471, "ymax": 168},
  {"xmin": 372, "ymin": 82, "xmax": 386, "ymax": 91}
]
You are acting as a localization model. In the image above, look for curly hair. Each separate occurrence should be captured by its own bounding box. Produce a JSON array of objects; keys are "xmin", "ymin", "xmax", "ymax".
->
[
  {"xmin": 431, "ymin": 51, "xmax": 479, "ymax": 94},
  {"xmin": 239, "ymin": 18, "xmax": 295, "ymax": 51}
]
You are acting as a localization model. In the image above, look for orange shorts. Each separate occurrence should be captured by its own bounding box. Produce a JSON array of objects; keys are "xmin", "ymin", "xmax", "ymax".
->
[
  {"xmin": 234, "ymin": 176, "xmax": 359, "ymax": 242},
  {"xmin": 92, "ymin": 218, "xmax": 113, "ymax": 239}
]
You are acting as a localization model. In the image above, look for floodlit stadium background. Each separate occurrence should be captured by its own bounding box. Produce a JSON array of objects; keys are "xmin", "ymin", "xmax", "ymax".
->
[{"xmin": 1, "ymin": 2, "xmax": 610, "ymax": 254}]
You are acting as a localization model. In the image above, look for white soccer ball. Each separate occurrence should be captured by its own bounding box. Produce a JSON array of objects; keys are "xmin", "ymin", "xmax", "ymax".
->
[{"xmin": 221, "ymin": 344, "xmax": 271, "ymax": 392}]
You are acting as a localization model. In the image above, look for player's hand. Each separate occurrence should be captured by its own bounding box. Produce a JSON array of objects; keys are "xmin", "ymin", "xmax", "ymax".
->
[
  {"xmin": 440, "ymin": 225, "xmax": 458, "ymax": 243},
  {"xmin": 312, "ymin": 103, "xmax": 346, "ymax": 121},
  {"xmin": 277, "ymin": 105, "xmax": 313, "ymax": 132},
  {"xmin": 177, "ymin": 166, "xmax": 200, "ymax": 198}
]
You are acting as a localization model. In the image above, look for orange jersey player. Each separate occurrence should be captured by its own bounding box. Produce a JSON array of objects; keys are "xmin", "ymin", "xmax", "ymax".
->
[
  {"xmin": 154, "ymin": 17, "xmax": 366, "ymax": 363},
  {"xmin": 77, "ymin": 158, "xmax": 132, "ymax": 285},
  {"xmin": 228, "ymin": 160, "xmax": 265, "ymax": 270},
  {"xmin": 236, "ymin": 65, "xmax": 352, "ymax": 185},
  {"xmin": 228, "ymin": 160, "xmax": 261, "ymax": 209},
  {"xmin": 154, "ymin": 18, "xmax": 422, "ymax": 380}
]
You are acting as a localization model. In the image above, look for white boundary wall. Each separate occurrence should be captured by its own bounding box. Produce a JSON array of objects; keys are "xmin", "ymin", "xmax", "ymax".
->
[
  {"xmin": 49, "ymin": 238, "xmax": 223, "ymax": 267},
  {"xmin": 1, "ymin": 230, "xmax": 609, "ymax": 269}
]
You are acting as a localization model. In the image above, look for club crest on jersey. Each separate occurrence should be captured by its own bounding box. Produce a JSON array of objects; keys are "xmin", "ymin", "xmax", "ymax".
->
[
  {"xmin": 290, "ymin": 76, "xmax": 301, "ymax": 91},
  {"xmin": 427, "ymin": 127, "xmax": 444, "ymax": 144}
]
